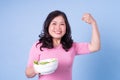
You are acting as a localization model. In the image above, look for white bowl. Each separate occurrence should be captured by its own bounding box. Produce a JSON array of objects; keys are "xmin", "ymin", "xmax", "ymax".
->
[{"xmin": 33, "ymin": 58, "xmax": 58, "ymax": 75}]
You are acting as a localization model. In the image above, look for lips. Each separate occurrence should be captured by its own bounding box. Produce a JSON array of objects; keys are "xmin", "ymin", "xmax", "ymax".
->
[{"xmin": 53, "ymin": 31, "xmax": 62, "ymax": 34}]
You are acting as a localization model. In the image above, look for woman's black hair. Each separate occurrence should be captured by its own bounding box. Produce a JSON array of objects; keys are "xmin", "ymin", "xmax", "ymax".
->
[{"xmin": 37, "ymin": 10, "xmax": 73, "ymax": 51}]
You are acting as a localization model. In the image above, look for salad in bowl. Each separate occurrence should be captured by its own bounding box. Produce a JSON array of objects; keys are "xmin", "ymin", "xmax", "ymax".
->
[{"xmin": 33, "ymin": 58, "xmax": 58, "ymax": 75}]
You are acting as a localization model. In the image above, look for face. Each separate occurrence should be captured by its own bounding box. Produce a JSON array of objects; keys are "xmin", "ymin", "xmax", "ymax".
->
[{"xmin": 48, "ymin": 16, "xmax": 66, "ymax": 40}]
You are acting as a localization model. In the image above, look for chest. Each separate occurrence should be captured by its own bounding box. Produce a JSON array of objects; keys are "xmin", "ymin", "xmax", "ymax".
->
[{"xmin": 39, "ymin": 48, "xmax": 75, "ymax": 69}]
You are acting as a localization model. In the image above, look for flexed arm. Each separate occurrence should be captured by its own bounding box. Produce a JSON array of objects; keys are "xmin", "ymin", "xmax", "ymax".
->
[{"xmin": 82, "ymin": 13, "xmax": 101, "ymax": 52}]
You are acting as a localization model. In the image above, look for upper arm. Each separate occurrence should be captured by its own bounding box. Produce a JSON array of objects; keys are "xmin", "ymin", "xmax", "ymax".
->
[
  {"xmin": 88, "ymin": 43, "xmax": 100, "ymax": 53},
  {"xmin": 27, "ymin": 42, "xmax": 40, "ymax": 67},
  {"xmin": 74, "ymin": 42, "xmax": 90, "ymax": 55}
]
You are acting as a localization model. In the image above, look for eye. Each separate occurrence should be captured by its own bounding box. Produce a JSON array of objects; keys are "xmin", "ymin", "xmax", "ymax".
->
[{"xmin": 61, "ymin": 23, "xmax": 65, "ymax": 25}]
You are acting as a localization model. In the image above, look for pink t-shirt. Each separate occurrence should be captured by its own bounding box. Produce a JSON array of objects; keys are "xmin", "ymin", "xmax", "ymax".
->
[{"xmin": 27, "ymin": 41, "xmax": 90, "ymax": 80}]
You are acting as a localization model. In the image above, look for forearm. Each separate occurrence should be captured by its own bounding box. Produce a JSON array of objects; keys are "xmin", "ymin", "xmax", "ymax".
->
[
  {"xmin": 82, "ymin": 13, "xmax": 101, "ymax": 52},
  {"xmin": 89, "ymin": 22, "xmax": 100, "ymax": 52},
  {"xmin": 25, "ymin": 67, "xmax": 37, "ymax": 78}
]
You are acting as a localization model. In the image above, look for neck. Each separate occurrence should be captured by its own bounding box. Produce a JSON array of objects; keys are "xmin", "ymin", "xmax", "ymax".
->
[{"xmin": 53, "ymin": 38, "xmax": 61, "ymax": 47}]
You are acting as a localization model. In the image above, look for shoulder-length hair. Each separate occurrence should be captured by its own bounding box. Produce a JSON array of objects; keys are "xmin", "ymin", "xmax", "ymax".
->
[{"xmin": 37, "ymin": 10, "xmax": 73, "ymax": 51}]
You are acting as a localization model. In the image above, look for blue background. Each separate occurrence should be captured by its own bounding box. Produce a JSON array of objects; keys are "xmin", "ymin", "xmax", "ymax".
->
[{"xmin": 0, "ymin": 0, "xmax": 120, "ymax": 80}]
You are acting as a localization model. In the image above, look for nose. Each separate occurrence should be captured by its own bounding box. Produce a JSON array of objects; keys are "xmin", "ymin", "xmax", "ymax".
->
[{"xmin": 55, "ymin": 24, "xmax": 61, "ymax": 30}]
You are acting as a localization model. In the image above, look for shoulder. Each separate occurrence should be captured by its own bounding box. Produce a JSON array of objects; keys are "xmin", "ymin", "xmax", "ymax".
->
[
  {"xmin": 72, "ymin": 42, "xmax": 89, "ymax": 49},
  {"xmin": 29, "ymin": 41, "xmax": 43, "ymax": 55},
  {"xmin": 73, "ymin": 42, "xmax": 88, "ymax": 45},
  {"xmin": 72, "ymin": 42, "xmax": 90, "ymax": 54},
  {"xmin": 30, "ymin": 41, "xmax": 42, "ymax": 51}
]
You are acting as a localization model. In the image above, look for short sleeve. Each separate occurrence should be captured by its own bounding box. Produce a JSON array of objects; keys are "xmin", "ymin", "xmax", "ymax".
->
[
  {"xmin": 27, "ymin": 42, "xmax": 40, "ymax": 67},
  {"xmin": 74, "ymin": 42, "xmax": 90, "ymax": 55}
]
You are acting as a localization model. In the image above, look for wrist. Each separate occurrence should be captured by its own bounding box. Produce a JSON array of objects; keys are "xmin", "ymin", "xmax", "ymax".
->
[{"xmin": 91, "ymin": 21, "xmax": 97, "ymax": 27}]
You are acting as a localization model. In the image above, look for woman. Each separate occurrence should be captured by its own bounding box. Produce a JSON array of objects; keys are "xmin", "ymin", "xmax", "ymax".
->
[{"xmin": 25, "ymin": 10, "xmax": 100, "ymax": 80}]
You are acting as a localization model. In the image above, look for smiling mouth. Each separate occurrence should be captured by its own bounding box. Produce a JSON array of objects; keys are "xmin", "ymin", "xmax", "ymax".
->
[{"xmin": 54, "ymin": 31, "xmax": 62, "ymax": 34}]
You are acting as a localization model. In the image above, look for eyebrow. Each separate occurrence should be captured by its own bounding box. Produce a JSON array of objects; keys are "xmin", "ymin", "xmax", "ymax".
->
[{"xmin": 51, "ymin": 21, "xmax": 56, "ymax": 23}]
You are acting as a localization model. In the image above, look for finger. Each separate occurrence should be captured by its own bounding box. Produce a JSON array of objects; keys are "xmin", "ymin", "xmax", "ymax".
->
[
  {"xmin": 82, "ymin": 17, "xmax": 85, "ymax": 21},
  {"xmin": 83, "ymin": 13, "xmax": 90, "ymax": 17},
  {"xmin": 82, "ymin": 15, "xmax": 88, "ymax": 21}
]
